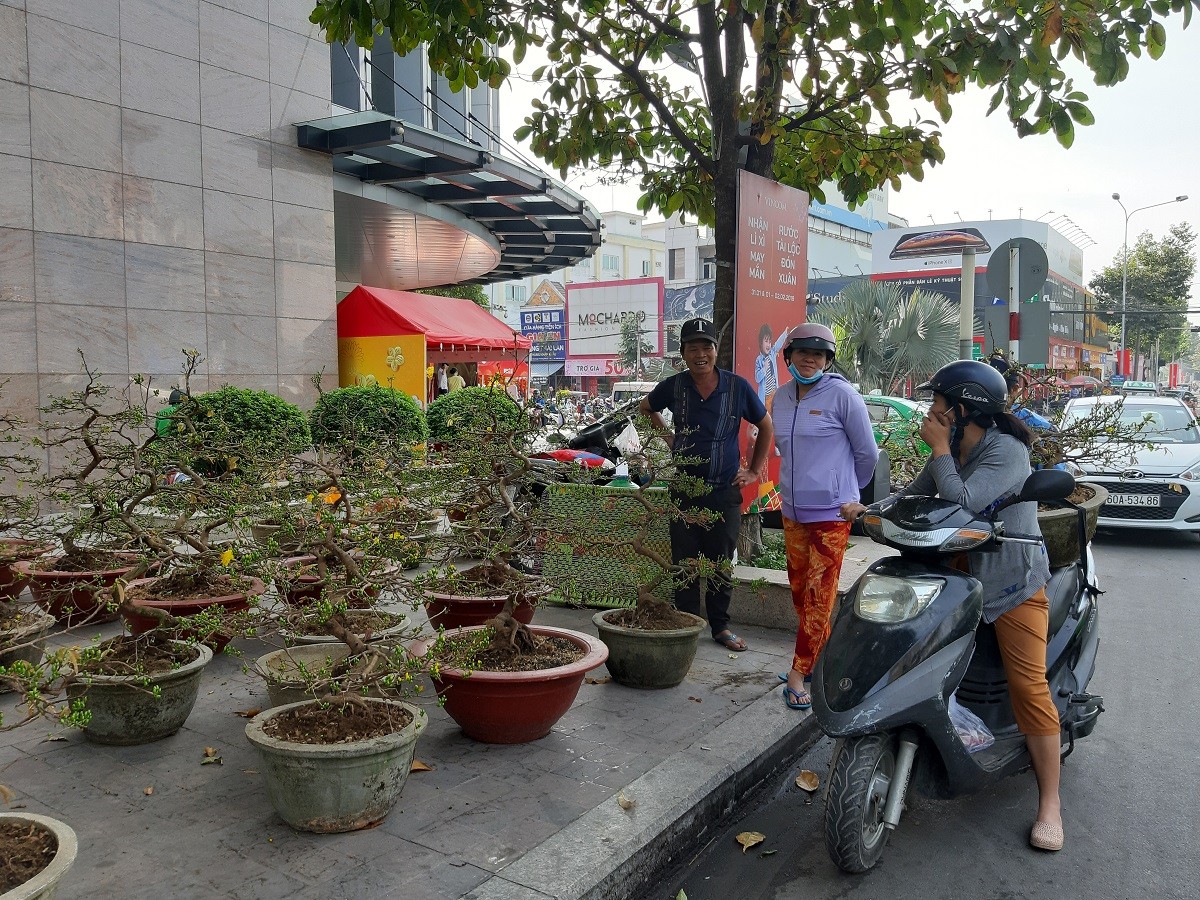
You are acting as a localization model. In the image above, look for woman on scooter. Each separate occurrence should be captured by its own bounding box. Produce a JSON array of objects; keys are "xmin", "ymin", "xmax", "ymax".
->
[{"xmin": 840, "ymin": 359, "xmax": 1064, "ymax": 852}]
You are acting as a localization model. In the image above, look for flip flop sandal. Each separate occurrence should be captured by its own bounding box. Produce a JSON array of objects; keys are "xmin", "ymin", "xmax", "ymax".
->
[
  {"xmin": 713, "ymin": 632, "xmax": 748, "ymax": 652},
  {"xmin": 783, "ymin": 686, "xmax": 812, "ymax": 710}
]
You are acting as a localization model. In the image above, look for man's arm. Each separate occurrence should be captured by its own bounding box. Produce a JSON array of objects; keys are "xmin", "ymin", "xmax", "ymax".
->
[{"xmin": 639, "ymin": 384, "xmax": 673, "ymax": 448}]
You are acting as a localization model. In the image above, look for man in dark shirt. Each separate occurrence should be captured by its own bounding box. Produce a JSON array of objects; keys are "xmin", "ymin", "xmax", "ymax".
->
[{"xmin": 640, "ymin": 318, "xmax": 774, "ymax": 651}]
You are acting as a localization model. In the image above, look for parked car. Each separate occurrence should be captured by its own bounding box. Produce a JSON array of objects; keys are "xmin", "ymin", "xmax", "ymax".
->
[
  {"xmin": 862, "ymin": 394, "xmax": 931, "ymax": 455},
  {"xmin": 1119, "ymin": 379, "xmax": 1158, "ymax": 397},
  {"xmin": 1061, "ymin": 396, "xmax": 1200, "ymax": 533}
]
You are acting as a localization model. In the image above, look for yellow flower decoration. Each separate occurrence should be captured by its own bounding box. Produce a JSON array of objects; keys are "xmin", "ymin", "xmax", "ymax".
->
[
  {"xmin": 386, "ymin": 346, "xmax": 405, "ymax": 371},
  {"xmin": 357, "ymin": 373, "xmax": 378, "ymax": 387},
  {"xmin": 322, "ymin": 489, "xmax": 342, "ymax": 505},
  {"xmin": 220, "ymin": 547, "xmax": 235, "ymax": 567}
]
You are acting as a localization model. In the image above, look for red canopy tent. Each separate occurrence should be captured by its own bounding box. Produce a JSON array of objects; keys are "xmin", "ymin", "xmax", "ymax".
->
[{"xmin": 337, "ymin": 285, "xmax": 531, "ymax": 403}]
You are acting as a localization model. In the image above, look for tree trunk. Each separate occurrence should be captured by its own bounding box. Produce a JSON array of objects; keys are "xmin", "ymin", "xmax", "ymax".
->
[{"xmin": 737, "ymin": 511, "xmax": 765, "ymax": 563}]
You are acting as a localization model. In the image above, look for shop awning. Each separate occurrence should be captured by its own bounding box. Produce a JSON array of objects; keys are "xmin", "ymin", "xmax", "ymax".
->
[
  {"xmin": 530, "ymin": 362, "xmax": 565, "ymax": 380},
  {"xmin": 338, "ymin": 285, "xmax": 531, "ymax": 354}
]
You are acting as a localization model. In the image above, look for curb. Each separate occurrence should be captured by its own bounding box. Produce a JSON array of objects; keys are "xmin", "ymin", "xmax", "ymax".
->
[{"xmin": 463, "ymin": 685, "xmax": 823, "ymax": 900}]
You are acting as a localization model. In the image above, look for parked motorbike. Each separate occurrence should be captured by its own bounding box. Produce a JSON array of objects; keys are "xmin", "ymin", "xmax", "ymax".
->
[{"xmin": 814, "ymin": 468, "xmax": 1104, "ymax": 872}]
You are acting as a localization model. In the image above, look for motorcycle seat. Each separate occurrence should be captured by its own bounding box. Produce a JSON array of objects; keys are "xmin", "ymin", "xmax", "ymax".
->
[{"xmin": 1045, "ymin": 565, "xmax": 1083, "ymax": 638}]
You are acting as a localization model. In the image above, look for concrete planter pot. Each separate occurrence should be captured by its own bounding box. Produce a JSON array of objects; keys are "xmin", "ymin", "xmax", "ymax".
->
[
  {"xmin": 254, "ymin": 644, "xmax": 356, "ymax": 707},
  {"xmin": 121, "ymin": 576, "xmax": 264, "ymax": 652},
  {"xmin": 244, "ymin": 698, "xmax": 427, "ymax": 833},
  {"xmin": 279, "ymin": 609, "xmax": 407, "ymax": 646},
  {"xmin": 592, "ymin": 609, "xmax": 706, "ymax": 689},
  {"xmin": 66, "ymin": 641, "xmax": 213, "ymax": 745},
  {"xmin": 0, "ymin": 609, "xmax": 56, "ymax": 695},
  {"xmin": 1038, "ymin": 483, "xmax": 1108, "ymax": 569},
  {"xmin": 0, "ymin": 812, "xmax": 78, "ymax": 900},
  {"xmin": 413, "ymin": 624, "xmax": 608, "ymax": 744}
]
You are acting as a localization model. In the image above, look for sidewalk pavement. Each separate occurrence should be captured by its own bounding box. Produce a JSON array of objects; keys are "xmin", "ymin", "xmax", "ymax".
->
[{"xmin": 0, "ymin": 540, "xmax": 894, "ymax": 900}]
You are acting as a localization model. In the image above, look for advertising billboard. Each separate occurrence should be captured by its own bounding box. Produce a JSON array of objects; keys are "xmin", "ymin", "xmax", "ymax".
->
[
  {"xmin": 733, "ymin": 171, "xmax": 809, "ymax": 513},
  {"xmin": 565, "ymin": 277, "xmax": 664, "ymax": 370},
  {"xmin": 520, "ymin": 308, "xmax": 565, "ymax": 363}
]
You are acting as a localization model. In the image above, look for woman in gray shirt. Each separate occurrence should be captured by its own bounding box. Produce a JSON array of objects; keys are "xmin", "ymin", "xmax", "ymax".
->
[{"xmin": 841, "ymin": 360, "xmax": 1064, "ymax": 853}]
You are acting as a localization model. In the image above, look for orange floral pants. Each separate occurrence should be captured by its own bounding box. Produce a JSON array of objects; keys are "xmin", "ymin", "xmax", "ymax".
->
[{"xmin": 783, "ymin": 517, "xmax": 852, "ymax": 677}]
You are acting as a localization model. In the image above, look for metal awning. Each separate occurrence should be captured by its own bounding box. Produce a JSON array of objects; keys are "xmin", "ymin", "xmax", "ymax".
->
[{"xmin": 297, "ymin": 111, "xmax": 600, "ymax": 286}]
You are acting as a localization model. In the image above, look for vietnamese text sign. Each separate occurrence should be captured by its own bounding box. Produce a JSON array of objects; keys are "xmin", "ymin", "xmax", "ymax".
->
[
  {"xmin": 520, "ymin": 308, "xmax": 565, "ymax": 362},
  {"xmin": 565, "ymin": 277, "xmax": 663, "ymax": 364}
]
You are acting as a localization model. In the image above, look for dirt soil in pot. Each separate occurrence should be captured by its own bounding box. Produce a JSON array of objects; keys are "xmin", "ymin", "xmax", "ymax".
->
[
  {"xmin": 606, "ymin": 604, "xmax": 697, "ymax": 631},
  {"xmin": 125, "ymin": 572, "xmax": 250, "ymax": 603},
  {"xmin": 261, "ymin": 699, "xmax": 414, "ymax": 744},
  {"xmin": 30, "ymin": 548, "xmax": 133, "ymax": 573},
  {"xmin": 286, "ymin": 609, "xmax": 404, "ymax": 637},
  {"xmin": 74, "ymin": 633, "xmax": 201, "ymax": 677},
  {"xmin": 0, "ymin": 820, "xmax": 56, "ymax": 893},
  {"xmin": 1037, "ymin": 484, "xmax": 1095, "ymax": 510},
  {"xmin": 0, "ymin": 605, "xmax": 44, "ymax": 633},
  {"xmin": 439, "ymin": 632, "xmax": 584, "ymax": 672}
]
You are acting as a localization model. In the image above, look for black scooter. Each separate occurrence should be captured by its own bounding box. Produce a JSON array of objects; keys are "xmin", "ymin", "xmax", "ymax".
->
[{"xmin": 813, "ymin": 469, "xmax": 1104, "ymax": 872}]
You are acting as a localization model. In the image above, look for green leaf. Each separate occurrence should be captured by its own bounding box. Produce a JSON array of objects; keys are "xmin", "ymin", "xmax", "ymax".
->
[{"xmin": 1148, "ymin": 21, "xmax": 1167, "ymax": 59}]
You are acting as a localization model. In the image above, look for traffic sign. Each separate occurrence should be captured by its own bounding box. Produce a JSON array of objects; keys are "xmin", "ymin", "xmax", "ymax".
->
[{"xmin": 986, "ymin": 238, "xmax": 1049, "ymax": 303}]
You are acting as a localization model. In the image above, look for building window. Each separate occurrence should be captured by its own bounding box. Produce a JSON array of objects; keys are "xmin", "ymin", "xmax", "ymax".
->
[
  {"xmin": 504, "ymin": 284, "xmax": 527, "ymax": 303},
  {"xmin": 602, "ymin": 254, "xmax": 620, "ymax": 273},
  {"xmin": 641, "ymin": 260, "xmax": 652, "ymax": 276},
  {"xmin": 702, "ymin": 258, "xmax": 716, "ymax": 280},
  {"xmin": 668, "ymin": 248, "xmax": 685, "ymax": 280},
  {"xmin": 331, "ymin": 44, "xmax": 364, "ymax": 111}
]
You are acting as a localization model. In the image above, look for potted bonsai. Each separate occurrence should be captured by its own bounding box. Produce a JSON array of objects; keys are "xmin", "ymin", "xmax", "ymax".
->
[{"xmin": 0, "ymin": 809, "xmax": 79, "ymax": 899}]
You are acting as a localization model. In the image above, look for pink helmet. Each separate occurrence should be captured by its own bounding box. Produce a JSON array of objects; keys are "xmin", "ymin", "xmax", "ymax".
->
[{"xmin": 784, "ymin": 323, "xmax": 836, "ymax": 358}]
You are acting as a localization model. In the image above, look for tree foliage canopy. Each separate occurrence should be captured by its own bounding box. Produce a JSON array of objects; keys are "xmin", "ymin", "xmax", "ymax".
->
[{"xmin": 416, "ymin": 283, "xmax": 490, "ymax": 309}]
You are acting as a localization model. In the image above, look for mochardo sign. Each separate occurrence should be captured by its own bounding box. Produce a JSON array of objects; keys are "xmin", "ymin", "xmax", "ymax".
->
[{"xmin": 565, "ymin": 277, "xmax": 663, "ymax": 376}]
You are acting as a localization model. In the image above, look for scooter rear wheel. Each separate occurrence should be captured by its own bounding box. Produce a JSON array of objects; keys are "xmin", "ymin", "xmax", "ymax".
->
[{"xmin": 824, "ymin": 732, "xmax": 897, "ymax": 873}]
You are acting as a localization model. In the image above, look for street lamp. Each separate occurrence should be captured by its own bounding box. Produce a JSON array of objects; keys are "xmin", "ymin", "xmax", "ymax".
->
[{"xmin": 1112, "ymin": 192, "xmax": 1189, "ymax": 370}]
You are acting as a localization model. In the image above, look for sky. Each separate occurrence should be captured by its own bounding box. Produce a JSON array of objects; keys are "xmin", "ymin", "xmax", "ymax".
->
[{"xmin": 497, "ymin": 18, "xmax": 1199, "ymax": 302}]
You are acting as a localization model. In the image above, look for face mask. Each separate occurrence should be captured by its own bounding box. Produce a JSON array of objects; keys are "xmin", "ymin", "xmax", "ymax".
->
[{"xmin": 788, "ymin": 362, "xmax": 824, "ymax": 385}]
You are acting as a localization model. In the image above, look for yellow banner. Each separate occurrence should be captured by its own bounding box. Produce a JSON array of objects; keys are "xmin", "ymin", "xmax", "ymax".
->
[{"xmin": 337, "ymin": 335, "xmax": 427, "ymax": 406}]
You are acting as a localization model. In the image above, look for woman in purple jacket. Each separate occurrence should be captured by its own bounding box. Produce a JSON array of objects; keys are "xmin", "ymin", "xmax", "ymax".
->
[{"xmin": 772, "ymin": 324, "xmax": 877, "ymax": 709}]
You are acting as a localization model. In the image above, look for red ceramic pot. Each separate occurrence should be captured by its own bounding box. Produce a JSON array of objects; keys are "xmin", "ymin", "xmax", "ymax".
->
[
  {"xmin": 13, "ymin": 555, "xmax": 138, "ymax": 626},
  {"xmin": 0, "ymin": 540, "xmax": 52, "ymax": 602},
  {"xmin": 423, "ymin": 590, "xmax": 535, "ymax": 630},
  {"xmin": 122, "ymin": 576, "xmax": 265, "ymax": 652},
  {"xmin": 415, "ymin": 624, "xmax": 608, "ymax": 744}
]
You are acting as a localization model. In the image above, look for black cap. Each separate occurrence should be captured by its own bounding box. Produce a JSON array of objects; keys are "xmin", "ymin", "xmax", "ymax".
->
[{"xmin": 679, "ymin": 318, "xmax": 718, "ymax": 345}]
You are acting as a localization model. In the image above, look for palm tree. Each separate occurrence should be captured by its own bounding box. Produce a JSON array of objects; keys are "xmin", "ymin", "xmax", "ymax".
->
[{"xmin": 811, "ymin": 280, "xmax": 959, "ymax": 394}]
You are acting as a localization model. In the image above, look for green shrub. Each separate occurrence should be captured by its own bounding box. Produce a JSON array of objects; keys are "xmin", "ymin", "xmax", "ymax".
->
[
  {"xmin": 162, "ymin": 386, "xmax": 310, "ymax": 471},
  {"xmin": 426, "ymin": 386, "xmax": 524, "ymax": 444},
  {"xmin": 309, "ymin": 386, "xmax": 428, "ymax": 449}
]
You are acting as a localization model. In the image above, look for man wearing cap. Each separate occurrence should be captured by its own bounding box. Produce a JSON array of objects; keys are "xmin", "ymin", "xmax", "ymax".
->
[{"xmin": 639, "ymin": 318, "xmax": 774, "ymax": 652}]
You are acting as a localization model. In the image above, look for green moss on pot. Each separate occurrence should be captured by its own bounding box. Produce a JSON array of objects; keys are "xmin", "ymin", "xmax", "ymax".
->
[
  {"xmin": 426, "ymin": 386, "xmax": 523, "ymax": 444},
  {"xmin": 309, "ymin": 386, "xmax": 428, "ymax": 450}
]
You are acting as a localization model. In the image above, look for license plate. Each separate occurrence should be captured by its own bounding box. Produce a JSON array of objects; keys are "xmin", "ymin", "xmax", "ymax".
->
[{"xmin": 1106, "ymin": 493, "xmax": 1161, "ymax": 507}]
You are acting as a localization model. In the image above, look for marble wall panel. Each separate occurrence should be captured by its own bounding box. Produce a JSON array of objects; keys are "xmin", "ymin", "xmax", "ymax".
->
[
  {"xmin": 199, "ymin": 2, "xmax": 269, "ymax": 81},
  {"xmin": 204, "ymin": 251, "xmax": 275, "ymax": 317},
  {"xmin": 0, "ymin": 6, "xmax": 29, "ymax": 84},
  {"xmin": 200, "ymin": 128, "xmax": 273, "ymax": 199},
  {"xmin": 119, "ymin": 0, "xmax": 202, "ymax": 59},
  {"xmin": 29, "ymin": 89, "xmax": 122, "ymax": 173},
  {"xmin": 35, "ymin": 302, "xmax": 128, "ymax": 373},
  {"xmin": 203, "ymin": 0, "xmax": 267, "ymax": 21},
  {"xmin": 267, "ymin": 26, "xmax": 328, "ymax": 99},
  {"xmin": 26, "ymin": 16, "xmax": 120, "ymax": 105},
  {"xmin": 0, "ymin": 227, "xmax": 34, "ymax": 304},
  {"xmin": 274, "ymin": 259, "xmax": 334, "ymax": 319},
  {"xmin": 203, "ymin": 190, "xmax": 274, "ymax": 258},
  {"xmin": 200, "ymin": 66, "xmax": 271, "ymax": 138},
  {"xmin": 127, "ymin": 307, "xmax": 208, "ymax": 374},
  {"xmin": 205, "ymin": 313, "xmax": 277, "ymax": 374},
  {"xmin": 123, "ymin": 176, "xmax": 204, "ymax": 249},
  {"xmin": 268, "ymin": 0, "xmax": 321, "ymax": 38},
  {"xmin": 0, "ymin": 300, "xmax": 36, "ymax": 372},
  {"xmin": 123, "ymin": 110, "xmax": 203, "ymax": 187},
  {"xmin": 268, "ymin": 84, "xmax": 329, "ymax": 146},
  {"xmin": 276, "ymin": 314, "xmax": 334, "ymax": 375},
  {"xmin": 269, "ymin": 143, "xmax": 333, "ymax": 211},
  {"xmin": 31, "ymin": 160, "xmax": 123, "ymax": 239},
  {"xmin": 125, "ymin": 243, "xmax": 205, "ymax": 311},
  {"xmin": 0, "ymin": 80, "xmax": 30, "ymax": 158},
  {"xmin": 26, "ymin": 0, "xmax": 120, "ymax": 37},
  {"xmin": 0, "ymin": 373, "xmax": 39, "ymax": 427},
  {"xmin": 277, "ymin": 372, "xmax": 335, "ymax": 409},
  {"xmin": 0, "ymin": 155, "xmax": 32, "ymax": 230},
  {"xmin": 34, "ymin": 233, "xmax": 126, "ymax": 307},
  {"xmin": 272, "ymin": 202, "xmax": 333, "ymax": 264},
  {"xmin": 121, "ymin": 43, "xmax": 202, "ymax": 123}
]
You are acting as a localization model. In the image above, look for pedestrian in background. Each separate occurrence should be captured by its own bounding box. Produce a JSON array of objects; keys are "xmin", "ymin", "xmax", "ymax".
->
[
  {"xmin": 447, "ymin": 367, "xmax": 466, "ymax": 393},
  {"xmin": 436, "ymin": 362, "xmax": 449, "ymax": 397},
  {"xmin": 640, "ymin": 318, "xmax": 774, "ymax": 652},
  {"xmin": 772, "ymin": 323, "xmax": 876, "ymax": 709}
]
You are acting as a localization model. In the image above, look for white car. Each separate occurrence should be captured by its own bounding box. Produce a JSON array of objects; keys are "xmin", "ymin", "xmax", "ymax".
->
[{"xmin": 1061, "ymin": 396, "xmax": 1200, "ymax": 533}]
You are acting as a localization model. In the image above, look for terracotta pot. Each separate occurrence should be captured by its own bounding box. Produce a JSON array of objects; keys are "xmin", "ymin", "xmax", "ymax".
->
[
  {"xmin": 0, "ymin": 608, "xmax": 57, "ymax": 695},
  {"xmin": 423, "ymin": 589, "xmax": 535, "ymax": 630},
  {"xmin": 592, "ymin": 609, "xmax": 706, "ymax": 689},
  {"xmin": 13, "ymin": 555, "xmax": 138, "ymax": 627},
  {"xmin": 414, "ymin": 624, "xmax": 608, "ymax": 744},
  {"xmin": 0, "ymin": 812, "xmax": 78, "ymax": 900},
  {"xmin": 121, "ymin": 576, "xmax": 265, "ymax": 652},
  {"xmin": 0, "ymin": 540, "xmax": 52, "ymax": 602}
]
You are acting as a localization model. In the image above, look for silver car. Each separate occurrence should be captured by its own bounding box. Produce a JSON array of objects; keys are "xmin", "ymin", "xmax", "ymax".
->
[{"xmin": 1062, "ymin": 396, "xmax": 1200, "ymax": 533}]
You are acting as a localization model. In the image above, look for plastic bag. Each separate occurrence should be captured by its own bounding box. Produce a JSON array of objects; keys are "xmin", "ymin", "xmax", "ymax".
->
[{"xmin": 948, "ymin": 695, "xmax": 995, "ymax": 753}]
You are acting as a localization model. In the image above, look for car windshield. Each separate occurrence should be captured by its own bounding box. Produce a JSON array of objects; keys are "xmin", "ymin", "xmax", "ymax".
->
[{"xmin": 1062, "ymin": 402, "xmax": 1200, "ymax": 444}]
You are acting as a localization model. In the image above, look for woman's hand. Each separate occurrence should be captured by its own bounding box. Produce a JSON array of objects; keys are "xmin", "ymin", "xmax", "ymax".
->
[
  {"xmin": 839, "ymin": 501, "xmax": 867, "ymax": 521},
  {"xmin": 918, "ymin": 408, "xmax": 953, "ymax": 456}
]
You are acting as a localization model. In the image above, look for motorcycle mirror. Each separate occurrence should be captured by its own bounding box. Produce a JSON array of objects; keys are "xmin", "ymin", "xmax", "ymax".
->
[{"xmin": 1017, "ymin": 468, "xmax": 1076, "ymax": 504}]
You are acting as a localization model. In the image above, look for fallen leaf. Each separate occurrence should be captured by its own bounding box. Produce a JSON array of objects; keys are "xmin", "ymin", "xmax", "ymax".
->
[
  {"xmin": 617, "ymin": 791, "xmax": 636, "ymax": 811},
  {"xmin": 203, "ymin": 747, "xmax": 218, "ymax": 758},
  {"xmin": 585, "ymin": 676, "xmax": 611, "ymax": 685},
  {"xmin": 242, "ymin": 769, "xmax": 259, "ymax": 776},
  {"xmin": 39, "ymin": 735, "xmax": 67, "ymax": 743},
  {"xmin": 759, "ymin": 849, "xmax": 778, "ymax": 857},
  {"xmin": 736, "ymin": 831, "xmax": 766, "ymax": 853},
  {"xmin": 200, "ymin": 756, "xmax": 223, "ymax": 766},
  {"xmin": 676, "ymin": 891, "xmax": 688, "ymax": 900},
  {"xmin": 410, "ymin": 760, "xmax": 433, "ymax": 773},
  {"xmin": 728, "ymin": 654, "xmax": 738, "ymax": 659},
  {"xmin": 795, "ymin": 770, "xmax": 820, "ymax": 793},
  {"xmin": 0, "ymin": 784, "xmax": 14, "ymax": 805},
  {"xmin": 687, "ymin": 696, "xmax": 702, "ymax": 703},
  {"xmin": 234, "ymin": 708, "xmax": 263, "ymax": 718},
  {"xmin": 143, "ymin": 786, "xmax": 154, "ymax": 796}
]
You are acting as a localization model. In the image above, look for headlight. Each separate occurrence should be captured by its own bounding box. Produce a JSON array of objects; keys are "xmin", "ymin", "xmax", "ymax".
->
[
  {"xmin": 855, "ymin": 574, "xmax": 945, "ymax": 624},
  {"xmin": 1181, "ymin": 459, "xmax": 1200, "ymax": 482}
]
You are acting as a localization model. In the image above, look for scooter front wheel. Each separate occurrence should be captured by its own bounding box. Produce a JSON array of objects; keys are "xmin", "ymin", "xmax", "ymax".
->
[{"xmin": 824, "ymin": 732, "xmax": 897, "ymax": 873}]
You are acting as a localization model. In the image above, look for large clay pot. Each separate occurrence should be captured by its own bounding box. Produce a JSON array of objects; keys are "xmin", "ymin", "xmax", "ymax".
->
[
  {"xmin": 592, "ymin": 609, "xmax": 706, "ymax": 689},
  {"xmin": 414, "ymin": 624, "xmax": 608, "ymax": 744},
  {"xmin": 120, "ymin": 576, "xmax": 265, "ymax": 652},
  {"xmin": 0, "ymin": 540, "xmax": 52, "ymax": 602},
  {"xmin": 0, "ymin": 608, "xmax": 56, "ymax": 695},
  {"xmin": 66, "ymin": 640, "xmax": 213, "ymax": 745},
  {"xmin": 0, "ymin": 812, "xmax": 78, "ymax": 900},
  {"xmin": 423, "ymin": 589, "xmax": 535, "ymax": 630},
  {"xmin": 1037, "ymin": 483, "xmax": 1109, "ymax": 569},
  {"xmin": 245, "ymin": 698, "xmax": 427, "ymax": 833},
  {"xmin": 13, "ymin": 556, "xmax": 138, "ymax": 627}
]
